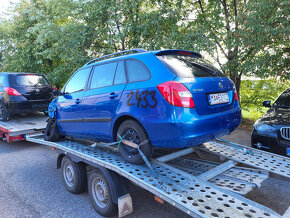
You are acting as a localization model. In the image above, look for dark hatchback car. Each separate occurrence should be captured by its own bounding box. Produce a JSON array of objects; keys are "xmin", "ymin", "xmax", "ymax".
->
[
  {"xmin": 251, "ymin": 88, "xmax": 290, "ymax": 156},
  {"xmin": 0, "ymin": 72, "xmax": 53, "ymax": 121}
]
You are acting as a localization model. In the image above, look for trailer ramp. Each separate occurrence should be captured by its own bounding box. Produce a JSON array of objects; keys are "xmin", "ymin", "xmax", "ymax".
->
[{"xmin": 27, "ymin": 135, "xmax": 285, "ymax": 218}]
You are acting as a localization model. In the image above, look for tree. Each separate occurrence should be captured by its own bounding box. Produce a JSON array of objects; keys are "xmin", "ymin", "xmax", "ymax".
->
[{"xmin": 175, "ymin": 0, "xmax": 289, "ymax": 95}]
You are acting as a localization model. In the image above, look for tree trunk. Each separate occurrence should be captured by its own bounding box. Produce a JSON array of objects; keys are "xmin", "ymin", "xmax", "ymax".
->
[{"xmin": 230, "ymin": 74, "xmax": 241, "ymax": 100}]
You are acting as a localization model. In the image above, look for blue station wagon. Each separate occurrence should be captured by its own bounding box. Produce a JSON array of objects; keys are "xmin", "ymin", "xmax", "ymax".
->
[{"xmin": 45, "ymin": 49, "xmax": 241, "ymax": 164}]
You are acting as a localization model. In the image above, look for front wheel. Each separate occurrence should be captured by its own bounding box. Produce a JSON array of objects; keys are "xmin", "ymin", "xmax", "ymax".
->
[
  {"xmin": 44, "ymin": 118, "xmax": 62, "ymax": 141},
  {"xmin": 117, "ymin": 120, "xmax": 153, "ymax": 165}
]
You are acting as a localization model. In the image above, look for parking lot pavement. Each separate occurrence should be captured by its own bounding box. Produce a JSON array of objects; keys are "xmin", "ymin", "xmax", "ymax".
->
[{"xmin": 0, "ymin": 127, "xmax": 289, "ymax": 217}]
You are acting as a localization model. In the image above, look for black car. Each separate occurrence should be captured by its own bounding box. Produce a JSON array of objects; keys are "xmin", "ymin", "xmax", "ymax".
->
[
  {"xmin": 251, "ymin": 88, "xmax": 290, "ymax": 156},
  {"xmin": 0, "ymin": 72, "xmax": 53, "ymax": 121}
]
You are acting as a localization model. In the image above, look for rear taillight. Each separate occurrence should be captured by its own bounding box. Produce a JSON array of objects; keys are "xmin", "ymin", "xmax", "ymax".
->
[
  {"xmin": 157, "ymin": 81, "xmax": 195, "ymax": 108},
  {"xmin": 234, "ymin": 92, "xmax": 238, "ymax": 101},
  {"xmin": 4, "ymin": 87, "xmax": 22, "ymax": 96}
]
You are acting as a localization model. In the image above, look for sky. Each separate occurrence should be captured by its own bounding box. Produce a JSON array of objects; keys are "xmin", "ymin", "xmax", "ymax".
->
[{"xmin": 0, "ymin": 0, "xmax": 19, "ymax": 17}]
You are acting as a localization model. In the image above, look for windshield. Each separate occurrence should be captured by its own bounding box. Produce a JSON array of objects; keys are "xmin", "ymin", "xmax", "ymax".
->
[
  {"xmin": 16, "ymin": 75, "xmax": 49, "ymax": 87},
  {"xmin": 156, "ymin": 55, "xmax": 225, "ymax": 78},
  {"xmin": 274, "ymin": 88, "xmax": 290, "ymax": 108}
]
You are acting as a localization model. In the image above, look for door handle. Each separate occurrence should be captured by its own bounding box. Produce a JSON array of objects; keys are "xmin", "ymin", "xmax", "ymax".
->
[
  {"xmin": 75, "ymin": 98, "xmax": 81, "ymax": 104},
  {"xmin": 109, "ymin": 92, "xmax": 118, "ymax": 99}
]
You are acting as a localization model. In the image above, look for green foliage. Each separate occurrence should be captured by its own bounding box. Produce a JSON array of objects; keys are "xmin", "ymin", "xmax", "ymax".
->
[
  {"xmin": 240, "ymin": 79, "xmax": 290, "ymax": 112},
  {"xmin": 0, "ymin": 0, "xmax": 288, "ymax": 90}
]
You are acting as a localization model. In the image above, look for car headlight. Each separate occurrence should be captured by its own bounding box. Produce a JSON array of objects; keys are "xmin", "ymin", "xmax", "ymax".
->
[{"xmin": 254, "ymin": 122, "xmax": 276, "ymax": 135}]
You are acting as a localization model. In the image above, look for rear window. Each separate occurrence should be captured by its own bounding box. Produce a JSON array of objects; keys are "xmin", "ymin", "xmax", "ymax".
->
[
  {"xmin": 274, "ymin": 89, "xmax": 290, "ymax": 108},
  {"xmin": 16, "ymin": 75, "xmax": 49, "ymax": 86},
  {"xmin": 157, "ymin": 55, "xmax": 225, "ymax": 78}
]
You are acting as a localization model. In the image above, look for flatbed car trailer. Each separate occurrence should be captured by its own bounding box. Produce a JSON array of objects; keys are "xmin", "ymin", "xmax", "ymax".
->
[
  {"xmin": 26, "ymin": 134, "xmax": 290, "ymax": 218},
  {"xmin": 0, "ymin": 112, "xmax": 46, "ymax": 142}
]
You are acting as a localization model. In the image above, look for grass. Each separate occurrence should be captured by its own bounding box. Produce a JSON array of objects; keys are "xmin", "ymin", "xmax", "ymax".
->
[{"xmin": 240, "ymin": 108, "xmax": 267, "ymax": 129}]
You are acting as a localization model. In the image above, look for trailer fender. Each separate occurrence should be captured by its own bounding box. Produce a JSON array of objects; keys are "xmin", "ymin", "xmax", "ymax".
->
[
  {"xmin": 88, "ymin": 164, "xmax": 129, "ymax": 204},
  {"xmin": 57, "ymin": 153, "xmax": 84, "ymax": 169}
]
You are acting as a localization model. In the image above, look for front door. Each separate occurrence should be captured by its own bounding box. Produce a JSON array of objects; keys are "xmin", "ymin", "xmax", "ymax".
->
[
  {"xmin": 57, "ymin": 67, "xmax": 92, "ymax": 137},
  {"xmin": 81, "ymin": 60, "xmax": 127, "ymax": 141}
]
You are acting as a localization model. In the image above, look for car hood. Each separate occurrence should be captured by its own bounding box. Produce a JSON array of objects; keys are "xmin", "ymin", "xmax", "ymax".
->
[{"xmin": 259, "ymin": 107, "xmax": 290, "ymax": 125}]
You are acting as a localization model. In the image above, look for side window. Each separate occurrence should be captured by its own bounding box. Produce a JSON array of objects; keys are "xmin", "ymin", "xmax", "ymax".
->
[
  {"xmin": 65, "ymin": 67, "xmax": 91, "ymax": 93},
  {"xmin": 0, "ymin": 75, "xmax": 5, "ymax": 86},
  {"xmin": 90, "ymin": 62, "xmax": 117, "ymax": 89},
  {"xmin": 114, "ymin": 60, "xmax": 126, "ymax": 85},
  {"xmin": 126, "ymin": 59, "xmax": 150, "ymax": 83}
]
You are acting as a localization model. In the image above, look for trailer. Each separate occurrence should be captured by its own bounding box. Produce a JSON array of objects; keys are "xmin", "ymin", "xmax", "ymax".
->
[
  {"xmin": 26, "ymin": 133, "xmax": 290, "ymax": 218},
  {"xmin": 0, "ymin": 112, "xmax": 47, "ymax": 142}
]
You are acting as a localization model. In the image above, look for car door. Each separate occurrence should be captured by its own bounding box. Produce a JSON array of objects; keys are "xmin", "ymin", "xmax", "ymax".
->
[
  {"xmin": 81, "ymin": 60, "xmax": 127, "ymax": 140},
  {"xmin": 57, "ymin": 67, "xmax": 92, "ymax": 137}
]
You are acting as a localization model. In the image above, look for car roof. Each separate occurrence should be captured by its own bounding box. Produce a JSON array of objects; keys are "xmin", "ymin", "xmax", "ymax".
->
[
  {"xmin": 82, "ymin": 49, "xmax": 202, "ymax": 68},
  {"xmin": 0, "ymin": 72, "xmax": 43, "ymax": 76}
]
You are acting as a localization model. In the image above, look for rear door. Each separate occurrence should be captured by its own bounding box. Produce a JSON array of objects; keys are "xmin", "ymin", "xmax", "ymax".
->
[
  {"xmin": 9, "ymin": 74, "xmax": 52, "ymax": 101},
  {"xmin": 81, "ymin": 60, "xmax": 127, "ymax": 140},
  {"xmin": 57, "ymin": 67, "xmax": 91, "ymax": 136},
  {"xmin": 156, "ymin": 54, "xmax": 236, "ymax": 115}
]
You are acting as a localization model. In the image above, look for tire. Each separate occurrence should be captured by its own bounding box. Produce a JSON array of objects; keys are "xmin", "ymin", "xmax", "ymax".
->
[
  {"xmin": 0, "ymin": 101, "xmax": 10, "ymax": 121},
  {"xmin": 117, "ymin": 120, "xmax": 153, "ymax": 165},
  {"xmin": 44, "ymin": 118, "xmax": 61, "ymax": 141},
  {"xmin": 88, "ymin": 170, "xmax": 117, "ymax": 217},
  {"xmin": 61, "ymin": 156, "xmax": 87, "ymax": 194}
]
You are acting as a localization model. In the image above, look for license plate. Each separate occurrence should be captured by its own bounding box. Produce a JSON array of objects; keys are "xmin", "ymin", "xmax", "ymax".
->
[
  {"xmin": 208, "ymin": 92, "xmax": 229, "ymax": 105},
  {"xmin": 287, "ymin": 148, "xmax": 290, "ymax": 156}
]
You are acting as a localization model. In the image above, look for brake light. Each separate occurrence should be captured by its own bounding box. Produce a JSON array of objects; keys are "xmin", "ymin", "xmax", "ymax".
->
[
  {"xmin": 234, "ymin": 92, "xmax": 238, "ymax": 101},
  {"xmin": 4, "ymin": 87, "xmax": 22, "ymax": 96},
  {"xmin": 157, "ymin": 81, "xmax": 195, "ymax": 108}
]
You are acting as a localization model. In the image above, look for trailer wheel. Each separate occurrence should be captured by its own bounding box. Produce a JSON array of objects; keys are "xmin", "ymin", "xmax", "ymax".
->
[
  {"xmin": 88, "ymin": 170, "xmax": 117, "ymax": 217},
  {"xmin": 117, "ymin": 120, "xmax": 152, "ymax": 165},
  {"xmin": 0, "ymin": 102, "xmax": 10, "ymax": 121},
  {"xmin": 61, "ymin": 156, "xmax": 87, "ymax": 194},
  {"xmin": 44, "ymin": 118, "xmax": 61, "ymax": 141}
]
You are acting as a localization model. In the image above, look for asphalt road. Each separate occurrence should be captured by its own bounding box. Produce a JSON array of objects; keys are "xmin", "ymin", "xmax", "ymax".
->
[{"xmin": 0, "ymin": 128, "xmax": 289, "ymax": 218}]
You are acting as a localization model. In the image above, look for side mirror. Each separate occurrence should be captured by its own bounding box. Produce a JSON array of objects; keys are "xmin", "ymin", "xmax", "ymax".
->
[
  {"xmin": 263, "ymin": 100, "xmax": 271, "ymax": 107},
  {"xmin": 64, "ymin": 93, "xmax": 72, "ymax": 99}
]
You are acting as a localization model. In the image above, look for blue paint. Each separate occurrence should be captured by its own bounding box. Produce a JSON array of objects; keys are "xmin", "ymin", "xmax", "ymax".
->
[{"xmin": 49, "ymin": 49, "xmax": 241, "ymax": 148}]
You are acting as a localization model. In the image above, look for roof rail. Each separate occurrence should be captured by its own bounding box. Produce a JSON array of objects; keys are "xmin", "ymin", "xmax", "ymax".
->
[{"xmin": 85, "ymin": 48, "xmax": 147, "ymax": 66}]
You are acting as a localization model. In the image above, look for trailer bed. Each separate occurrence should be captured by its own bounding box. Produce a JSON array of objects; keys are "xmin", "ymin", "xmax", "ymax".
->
[
  {"xmin": 0, "ymin": 112, "xmax": 46, "ymax": 142},
  {"xmin": 27, "ymin": 134, "xmax": 290, "ymax": 218}
]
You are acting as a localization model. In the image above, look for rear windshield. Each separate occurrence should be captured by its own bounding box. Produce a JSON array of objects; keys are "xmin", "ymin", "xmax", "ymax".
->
[
  {"xmin": 15, "ymin": 75, "xmax": 49, "ymax": 87},
  {"xmin": 274, "ymin": 88, "xmax": 290, "ymax": 108},
  {"xmin": 157, "ymin": 55, "xmax": 225, "ymax": 78}
]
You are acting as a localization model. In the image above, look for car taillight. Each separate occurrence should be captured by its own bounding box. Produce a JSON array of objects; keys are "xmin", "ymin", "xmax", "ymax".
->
[
  {"xmin": 157, "ymin": 81, "xmax": 195, "ymax": 108},
  {"xmin": 4, "ymin": 87, "xmax": 22, "ymax": 96},
  {"xmin": 234, "ymin": 92, "xmax": 238, "ymax": 101}
]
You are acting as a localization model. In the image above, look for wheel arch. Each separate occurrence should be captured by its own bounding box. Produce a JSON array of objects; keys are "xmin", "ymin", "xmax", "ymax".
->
[{"xmin": 112, "ymin": 115, "xmax": 149, "ymax": 141}]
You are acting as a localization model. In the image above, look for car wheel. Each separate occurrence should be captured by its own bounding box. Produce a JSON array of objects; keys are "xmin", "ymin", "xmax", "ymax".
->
[
  {"xmin": 44, "ymin": 118, "xmax": 62, "ymax": 141},
  {"xmin": 0, "ymin": 101, "xmax": 10, "ymax": 121},
  {"xmin": 88, "ymin": 170, "xmax": 117, "ymax": 217},
  {"xmin": 117, "ymin": 120, "xmax": 153, "ymax": 165},
  {"xmin": 61, "ymin": 156, "xmax": 87, "ymax": 194}
]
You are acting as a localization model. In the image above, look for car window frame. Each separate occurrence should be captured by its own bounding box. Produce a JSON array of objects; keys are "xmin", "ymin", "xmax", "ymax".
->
[
  {"xmin": 87, "ymin": 60, "xmax": 127, "ymax": 91},
  {"xmin": 113, "ymin": 60, "xmax": 127, "ymax": 86},
  {"xmin": 124, "ymin": 58, "xmax": 151, "ymax": 84},
  {"xmin": 63, "ymin": 66, "xmax": 93, "ymax": 94}
]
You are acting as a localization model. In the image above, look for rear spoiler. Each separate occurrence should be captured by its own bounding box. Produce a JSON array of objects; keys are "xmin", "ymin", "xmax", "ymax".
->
[{"xmin": 154, "ymin": 49, "xmax": 202, "ymax": 58}]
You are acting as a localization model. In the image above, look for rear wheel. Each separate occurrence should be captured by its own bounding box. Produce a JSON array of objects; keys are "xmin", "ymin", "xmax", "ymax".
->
[
  {"xmin": 61, "ymin": 156, "xmax": 87, "ymax": 194},
  {"xmin": 44, "ymin": 118, "xmax": 62, "ymax": 141},
  {"xmin": 117, "ymin": 120, "xmax": 152, "ymax": 164},
  {"xmin": 0, "ymin": 102, "xmax": 10, "ymax": 121},
  {"xmin": 88, "ymin": 170, "xmax": 117, "ymax": 216}
]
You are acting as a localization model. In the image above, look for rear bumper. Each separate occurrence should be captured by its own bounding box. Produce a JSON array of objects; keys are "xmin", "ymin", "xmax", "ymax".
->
[
  {"xmin": 144, "ymin": 107, "xmax": 241, "ymax": 148},
  {"xmin": 7, "ymin": 100, "xmax": 50, "ymax": 114},
  {"xmin": 251, "ymin": 132, "xmax": 290, "ymax": 156}
]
